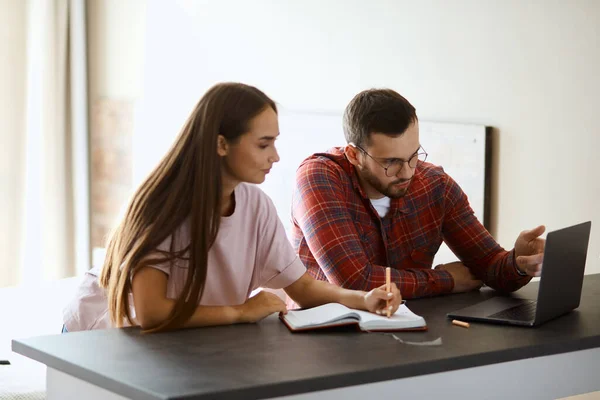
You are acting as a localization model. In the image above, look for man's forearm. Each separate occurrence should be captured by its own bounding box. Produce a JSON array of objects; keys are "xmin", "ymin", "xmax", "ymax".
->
[
  {"xmin": 478, "ymin": 249, "xmax": 532, "ymax": 293},
  {"xmin": 328, "ymin": 263, "xmax": 455, "ymax": 299}
]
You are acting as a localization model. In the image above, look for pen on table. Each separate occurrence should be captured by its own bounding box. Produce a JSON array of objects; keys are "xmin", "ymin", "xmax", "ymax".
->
[
  {"xmin": 452, "ymin": 319, "xmax": 470, "ymax": 329},
  {"xmin": 386, "ymin": 267, "xmax": 391, "ymax": 318}
]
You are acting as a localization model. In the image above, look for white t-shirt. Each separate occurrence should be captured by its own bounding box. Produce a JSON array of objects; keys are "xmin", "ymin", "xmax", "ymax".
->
[
  {"xmin": 370, "ymin": 196, "xmax": 391, "ymax": 218},
  {"xmin": 63, "ymin": 183, "xmax": 306, "ymax": 331}
]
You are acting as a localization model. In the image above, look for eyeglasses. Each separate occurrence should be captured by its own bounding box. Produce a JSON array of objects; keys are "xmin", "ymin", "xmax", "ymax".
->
[{"xmin": 353, "ymin": 144, "xmax": 428, "ymax": 177}]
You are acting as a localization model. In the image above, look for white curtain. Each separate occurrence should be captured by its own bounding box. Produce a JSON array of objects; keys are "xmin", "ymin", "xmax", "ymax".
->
[{"xmin": 0, "ymin": 0, "xmax": 90, "ymax": 288}]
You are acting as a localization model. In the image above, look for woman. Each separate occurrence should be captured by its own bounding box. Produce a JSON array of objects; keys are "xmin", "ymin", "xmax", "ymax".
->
[{"xmin": 63, "ymin": 82, "xmax": 402, "ymax": 333}]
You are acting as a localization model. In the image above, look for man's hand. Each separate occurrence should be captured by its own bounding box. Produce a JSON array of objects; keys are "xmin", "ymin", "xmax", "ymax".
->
[
  {"xmin": 435, "ymin": 262, "xmax": 483, "ymax": 293},
  {"xmin": 514, "ymin": 225, "xmax": 546, "ymax": 277}
]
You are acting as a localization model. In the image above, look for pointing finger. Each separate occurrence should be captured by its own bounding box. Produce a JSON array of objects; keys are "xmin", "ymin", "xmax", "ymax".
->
[{"xmin": 522, "ymin": 225, "xmax": 546, "ymax": 241}]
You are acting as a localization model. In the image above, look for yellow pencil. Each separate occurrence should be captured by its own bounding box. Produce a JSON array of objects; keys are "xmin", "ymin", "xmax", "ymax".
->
[
  {"xmin": 452, "ymin": 319, "xmax": 470, "ymax": 328},
  {"xmin": 386, "ymin": 267, "xmax": 391, "ymax": 318}
]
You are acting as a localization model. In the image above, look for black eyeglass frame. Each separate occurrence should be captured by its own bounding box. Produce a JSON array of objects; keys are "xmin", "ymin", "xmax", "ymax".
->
[{"xmin": 353, "ymin": 144, "xmax": 428, "ymax": 177}]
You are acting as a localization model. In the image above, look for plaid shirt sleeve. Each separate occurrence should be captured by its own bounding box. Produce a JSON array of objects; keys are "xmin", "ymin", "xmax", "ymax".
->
[
  {"xmin": 293, "ymin": 159, "xmax": 455, "ymax": 297},
  {"xmin": 442, "ymin": 175, "xmax": 532, "ymax": 292}
]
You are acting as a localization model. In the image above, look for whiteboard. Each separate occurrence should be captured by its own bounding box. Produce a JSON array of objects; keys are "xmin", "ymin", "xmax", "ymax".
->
[{"xmin": 260, "ymin": 109, "xmax": 490, "ymax": 266}]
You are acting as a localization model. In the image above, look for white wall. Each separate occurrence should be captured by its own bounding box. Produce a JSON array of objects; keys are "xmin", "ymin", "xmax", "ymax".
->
[
  {"xmin": 137, "ymin": 0, "xmax": 600, "ymax": 274},
  {"xmin": 0, "ymin": 0, "xmax": 27, "ymax": 286}
]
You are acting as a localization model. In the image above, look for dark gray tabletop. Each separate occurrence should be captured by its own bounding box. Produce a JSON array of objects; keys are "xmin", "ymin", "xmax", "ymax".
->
[{"xmin": 13, "ymin": 274, "xmax": 600, "ymax": 400}]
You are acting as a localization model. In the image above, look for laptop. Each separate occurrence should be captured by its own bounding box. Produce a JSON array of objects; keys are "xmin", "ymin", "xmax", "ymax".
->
[{"xmin": 447, "ymin": 221, "xmax": 591, "ymax": 327}]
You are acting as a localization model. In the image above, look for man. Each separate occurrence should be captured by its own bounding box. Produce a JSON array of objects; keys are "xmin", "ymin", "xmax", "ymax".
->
[{"xmin": 291, "ymin": 89, "xmax": 545, "ymax": 298}]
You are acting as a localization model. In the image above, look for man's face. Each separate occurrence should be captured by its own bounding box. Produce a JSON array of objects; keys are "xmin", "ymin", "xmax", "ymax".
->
[{"xmin": 355, "ymin": 122, "xmax": 421, "ymax": 199}]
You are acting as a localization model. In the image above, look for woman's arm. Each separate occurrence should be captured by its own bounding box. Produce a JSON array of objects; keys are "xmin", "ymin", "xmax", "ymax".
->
[
  {"xmin": 131, "ymin": 267, "xmax": 286, "ymax": 330},
  {"xmin": 284, "ymin": 272, "xmax": 402, "ymax": 315}
]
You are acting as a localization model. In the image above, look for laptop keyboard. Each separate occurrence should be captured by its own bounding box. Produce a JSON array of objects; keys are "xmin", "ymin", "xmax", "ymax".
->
[{"xmin": 489, "ymin": 301, "xmax": 537, "ymax": 321}]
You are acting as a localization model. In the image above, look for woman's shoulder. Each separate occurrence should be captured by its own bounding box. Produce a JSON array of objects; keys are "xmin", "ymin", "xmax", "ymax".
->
[
  {"xmin": 148, "ymin": 220, "xmax": 190, "ymax": 259},
  {"xmin": 236, "ymin": 183, "xmax": 277, "ymax": 218},
  {"xmin": 237, "ymin": 183, "xmax": 272, "ymax": 204}
]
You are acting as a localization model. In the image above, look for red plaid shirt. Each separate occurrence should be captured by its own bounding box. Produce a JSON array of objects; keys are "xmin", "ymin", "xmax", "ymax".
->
[{"xmin": 291, "ymin": 147, "xmax": 531, "ymax": 298}]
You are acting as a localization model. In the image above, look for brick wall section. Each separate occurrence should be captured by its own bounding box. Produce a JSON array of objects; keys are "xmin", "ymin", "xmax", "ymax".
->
[{"xmin": 90, "ymin": 99, "xmax": 134, "ymax": 248}]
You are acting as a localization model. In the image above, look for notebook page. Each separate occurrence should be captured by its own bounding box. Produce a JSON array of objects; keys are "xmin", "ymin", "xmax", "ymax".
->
[
  {"xmin": 285, "ymin": 303, "xmax": 357, "ymax": 328},
  {"xmin": 353, "ymin": 304, "xmax": 425, "ymax": 330}
]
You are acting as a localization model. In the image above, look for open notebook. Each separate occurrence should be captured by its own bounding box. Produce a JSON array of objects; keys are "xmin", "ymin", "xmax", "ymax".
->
[{"xmin": 280, "ymin": 303, "xmax": 427, "ymax": 332}]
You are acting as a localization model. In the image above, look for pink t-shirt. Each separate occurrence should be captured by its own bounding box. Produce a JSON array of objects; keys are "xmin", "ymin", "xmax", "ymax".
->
[{"xmin": 63, "ymin": 183, "xmax": 306, "ymax": 331}]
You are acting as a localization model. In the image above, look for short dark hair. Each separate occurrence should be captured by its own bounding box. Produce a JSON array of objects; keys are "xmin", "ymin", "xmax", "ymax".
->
[{"xmin": 343, "ymin": 89, "xmax": 417, "ymax": 147}]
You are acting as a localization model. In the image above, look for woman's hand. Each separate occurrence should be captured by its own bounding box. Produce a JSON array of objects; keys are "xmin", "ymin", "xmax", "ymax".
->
[
  {"xmin": 237, "ymin": 291, "xmax": 288, "ymax": 323},
  {"xmin": 363, "ymin": 283, "xmax": 402, "ymax": 316}
]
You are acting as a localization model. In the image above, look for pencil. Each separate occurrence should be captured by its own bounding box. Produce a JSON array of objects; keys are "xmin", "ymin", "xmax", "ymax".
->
[
  {"xmin": 386, "ymin": 267, "xmax": 391, "ymax": 317},
  {"xmin": 452, "ymin": 319, "xmax": 470, "ymax": 328}
]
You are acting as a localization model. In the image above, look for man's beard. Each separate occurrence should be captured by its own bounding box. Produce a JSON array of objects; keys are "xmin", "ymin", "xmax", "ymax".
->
[{"xmin": 360, "ymin": 167, "xmax": 411, "ymax": 199}]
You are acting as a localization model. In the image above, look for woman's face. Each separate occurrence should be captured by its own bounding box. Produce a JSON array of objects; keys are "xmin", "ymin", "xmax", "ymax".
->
[{"xmin": 219, "ymin": 107, "xmax": 280, "ymax": 185}]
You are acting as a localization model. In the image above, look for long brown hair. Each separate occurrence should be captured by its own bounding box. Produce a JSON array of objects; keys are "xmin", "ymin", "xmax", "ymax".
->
[{"xmin": 99, "ymin": 82, "xmax": 277, "ymax": 332}]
